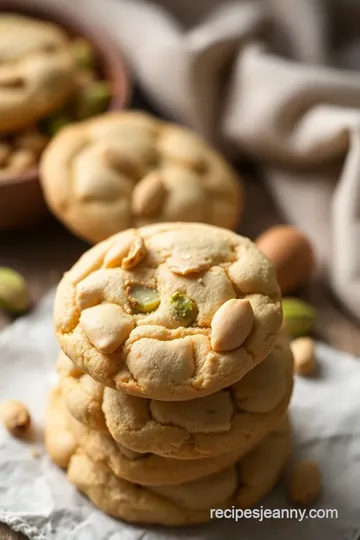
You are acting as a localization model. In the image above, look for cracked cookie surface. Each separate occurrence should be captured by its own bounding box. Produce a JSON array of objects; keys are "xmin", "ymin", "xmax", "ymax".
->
[
  {"xmin": 40, "ymin": 111, "xmax": 242, "ymax": 243},
  {"xmin": 0, "ymin": 15, "xmax": 75, "ymax": 133},
  {"xmin": 66, "ymin": 416, "xmax": 291, "ymax": 526},
  {"xmin": 58, "ymin": 334, "xmax": 293, "ymax": 459},
  {"xmin": 55, "ymin": 222, "xmax": 283, "ymax": 401},
  {"xmin": 45, "ymin": 387, "xmax": 273, "ymax": 486}
]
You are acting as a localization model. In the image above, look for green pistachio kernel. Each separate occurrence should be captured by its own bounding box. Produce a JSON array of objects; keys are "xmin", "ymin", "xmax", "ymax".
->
[
  {"xmin": 282, "ymin": 297, "xmax": 316, "ymax": 338},
  {"xmin": 170, "ymin": 291, "xmax": 198, "ymax": 327},
  {"xmin": 71, "ymin": 38, "xmax": 97, "ymax": 70},
  {"xmin": 127, "ymin": 285, "xmax": 160, "ymax": 313},
  {"xmin": 0, "ymin": 267, "xmax": 30, "ymax": 314},
  {"xmin": 75, "ymin": 81, "xmax": 111, "ymax": 120},
  {"xmin": 39, "ymin": 113, "xmax": 71, "ymax": 137}
]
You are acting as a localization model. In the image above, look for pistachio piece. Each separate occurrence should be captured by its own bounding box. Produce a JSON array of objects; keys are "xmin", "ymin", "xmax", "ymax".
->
[
  {"xmin": 167, "ymin": 253, "xmax": 210, "ymax": 276},
  {"xmin": 71, "ymin": 38, "xmax": 97, "ymax": 70},
  {"xmin": 0, "ymin": 267, "xmax": 30, "ymax": 314},
  {"xmin": 80, "ymin": 304, "xmax": 134, "ymax": 354},
  {"xmin": 127, "ymin": 285, "xmax": 160, "ymax": 313},
  {"xmin": 170, "ymin": 291, "xmax": 198, "ymax": 327},
  {"xmin": 282, "ymin": 298, "xmax": 316, "ymax": 338},
  {"xmin": 0, "ymin": 400, "xmax": 31, "ymax": 437},
  {"xmin": 39, "ymin": 113, "xmax": 71, "ymax": 137},
  {"xmin": 104, "ymin": 235, "xmax": 147, "ymax": 270},
  {"xmin": 76, "ymin": 81, "xmax": 111, "ymax": 120},
  {"xmin": 132, "ymin": 172, "xmax": 167, "ymax": 217},
  {"xmin": 211, "ymin": 299, "xmax": 254, "ymax": 353}
]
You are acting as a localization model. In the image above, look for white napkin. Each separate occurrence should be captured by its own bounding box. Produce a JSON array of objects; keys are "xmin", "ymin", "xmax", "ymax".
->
[{"xmin": 0, "ymin": 291, "xmax": 359, "ymax": 539}]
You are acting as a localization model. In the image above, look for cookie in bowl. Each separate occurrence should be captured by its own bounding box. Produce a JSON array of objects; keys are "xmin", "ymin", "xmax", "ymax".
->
[
  {"xmin": 40, "ymin": 111, "xmax": 243, "ymax": 242},
  {"xmin": 0, "ymin": 14, "xmax": 76, "ymax": 134}
]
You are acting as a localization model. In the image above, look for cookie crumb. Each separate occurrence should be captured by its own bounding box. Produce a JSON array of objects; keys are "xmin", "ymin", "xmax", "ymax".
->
[
  {"xmin": 288, "ymin": 460, "xmax": 321, "ymax": 505},
  {"xmin": 0, "ymin": 400, "xmax": 31, "ymax": 437}
]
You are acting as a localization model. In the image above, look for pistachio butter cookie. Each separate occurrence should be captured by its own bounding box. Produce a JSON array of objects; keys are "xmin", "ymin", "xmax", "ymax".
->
[
  {"xmin": 66, "ymin": 418, "xmax": 291, "ymax": 526},
  {"xmin": 40, "ymin": 111, "xmax": 242, "ymax": 243},
  {"xmin": 58, "ymin": 334, "xmax": 293, "ymax": 459},
  {"xmin": 0, "ymin": 15, "xmax": 75, "ymax": 133},
  {"xmin": 45, "ymin": 387, "xmax": 267, "ymax": 486},
  {"xmin": 55, "ymin": 223, "xmax": 282, "ymax": 400}
]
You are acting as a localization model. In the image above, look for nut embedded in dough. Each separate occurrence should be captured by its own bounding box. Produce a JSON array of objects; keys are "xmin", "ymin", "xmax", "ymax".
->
[
  {"xmin": 167, "ymin": 253, "xmax": 210, "ymax": 276},
  {"xmin": 79, "ymin": 303, "xmax": 134, "ymax": 353},
  {"xmin": 103, "ymin": 234, "xmax": 147, "ymax": 270},
  {"xmin": 211, "ymin": 298, "xmax": 254, "ymax": 352},
  {"xmin": 132, "ymin": 171, "xmax": 167, "ymax": 217}
]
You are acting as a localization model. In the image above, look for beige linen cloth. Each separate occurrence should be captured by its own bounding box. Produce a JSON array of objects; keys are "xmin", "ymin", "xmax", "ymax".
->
[{"xmin": 48, "ymin": 0, "xmax": 360, "ymax": 317}]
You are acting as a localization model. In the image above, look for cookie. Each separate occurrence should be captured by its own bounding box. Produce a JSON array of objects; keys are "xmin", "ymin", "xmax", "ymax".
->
[
  {"xmin": 45, "ymin": 387, "xmax": 272, "ymax": 486},
  {"xmin": 0, "ymin": 15, "xmax": 75, "ymax": 133},
  {"xmin": 54, "ymin": 222, "xmax": 282, "ymax": 400},
  {"xmin": 40, "ymin": 111, "xmax": 242, "ymax": 243},
  {"xmin": 58, "ymin": 335, "xmax": 293, "ymax": 459},
  {"xmin": 67, "ymin": 418, "xmax": 291, "ymax": 526}
]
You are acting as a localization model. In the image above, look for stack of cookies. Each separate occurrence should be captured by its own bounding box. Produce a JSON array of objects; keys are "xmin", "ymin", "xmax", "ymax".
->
[{"xmin": 45, "ymin": 222, "xmax": 294, "ymax": 526}]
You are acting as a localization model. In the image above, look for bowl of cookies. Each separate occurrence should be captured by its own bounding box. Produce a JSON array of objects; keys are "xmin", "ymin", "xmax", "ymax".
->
[{"xmin": 0, "ymin": 0, "xmax": 130, "ymax": 231}]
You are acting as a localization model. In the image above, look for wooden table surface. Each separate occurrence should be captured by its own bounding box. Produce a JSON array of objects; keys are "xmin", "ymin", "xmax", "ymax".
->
[{"xmin": 1, "ymin": 173, "xmax": 359, "ymax": 540}]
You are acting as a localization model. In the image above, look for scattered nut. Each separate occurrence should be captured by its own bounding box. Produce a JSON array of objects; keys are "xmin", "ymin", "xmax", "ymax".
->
[
  {"xmin": 80, "ymin": 303, "xmax": 134, "ymax": 354},
  {"xmin": 288, "ymin": 460, "xmax": 321, "ymax": 505},
  {"xmin": 7, "ymin": 149, "xmax": 36, "ymax": 172},
  {"xmin": 104, "ymin": 235, "xmax": 147, "ymax": 270},
  {"xmin": 0, "ymin": 267, "xmax": 30, "ymax": 314},
  {"xmin": 170, "ymin": 291, "xmax": 198, "ymax": 327},
  {"xmin": 211, "ymin": 299, "xmax": 254, "ymax": 352},
  {"xmin": 39, "ymin": 113, "xmax": 71, "ymax": 137},
  {"xmin": 127, "ymin": 285, "xmax": 160, "ymax": 314},
  {"xmin": 282, "ymin": 298, "xmax": 316, "ymax": 338},
  {"xmin": 256, "ymin": 226, "xmax": 315, "ymax": 294},
  {"xmin": 167, "ymin": 253, "xmax": 210, "ymax": 276},
  {"xmin": 71, "ymin": 38, "xmax": 97, "ymax": 70},
  {"xmin": 0, "ymin": 142, "xmax": 11, "ymax": 167},
  {"xmin": 16, "ymin": 132, "xmax": 49, "ymax": 155},
  {"xmin": 132, "ymin": 172, "xmax": 167, "ymax": 217},
  {"xmin": 75, "ymin": 70, "xmax": 96, "ymax": 88},
  {"xmin": 291, "ymin": 337, "xmax": 316, "ymax": 376},
  {"xmin": 0, "ymin": 400, "xmax": 31, "ymax": 437},
  {"xmin": 76, "ymin": 81, "xmax": 111, "ymax": 120}
]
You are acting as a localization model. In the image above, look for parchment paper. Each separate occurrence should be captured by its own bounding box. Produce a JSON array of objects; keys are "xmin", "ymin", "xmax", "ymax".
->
[{"xmin": 0, "ymin": 291, "xmax": 359, "ymax": 539}]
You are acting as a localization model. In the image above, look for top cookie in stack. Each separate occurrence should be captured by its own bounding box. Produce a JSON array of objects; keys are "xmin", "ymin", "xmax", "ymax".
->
[{"xmin": 54, "ymin": 222, "xmax": 283, "ymax": 401}]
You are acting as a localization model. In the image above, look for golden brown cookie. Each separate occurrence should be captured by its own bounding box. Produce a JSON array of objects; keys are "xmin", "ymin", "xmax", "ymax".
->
[
  {"xmin": 66, "ymin": 418, "xmax": 291, "ymax": 526},
  {"xmin": 58, "ymin": 334, "xmax": 293, "ymax": 459},
  {"xmin": 45, "ymin": 387, "xmax": 274, "ymax": 486},
  {"xmin": 54, "ymin": 222, "xmax": 282, "ymax": 400},
  {"xmin": 0, "ymin": 15, "xmax": 75, "ymax": 133},
  {"xmin": 40, "ymin": 111, "xmax": 242, "ymax": 243}
]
